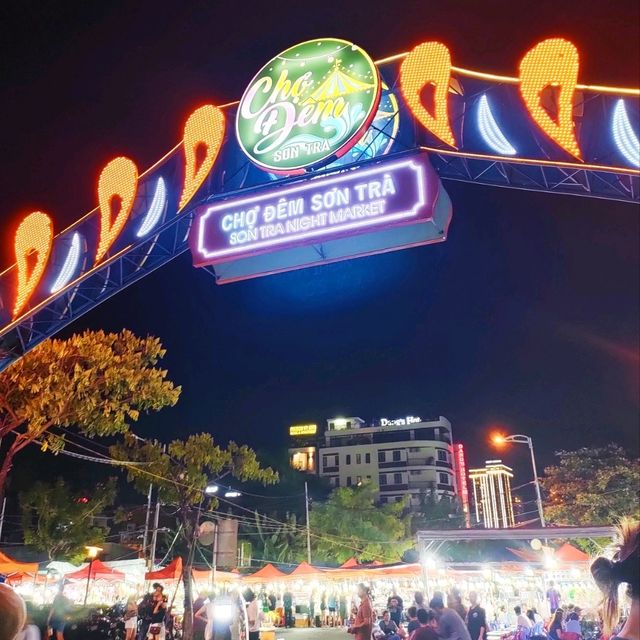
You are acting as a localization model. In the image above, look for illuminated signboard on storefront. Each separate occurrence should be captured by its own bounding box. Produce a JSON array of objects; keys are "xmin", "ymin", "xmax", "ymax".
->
[
  {"xmin": 289, "ymin": 424, "xmax": 318, "ymax": 436},
  {"xmin": 236, "ymin": 38, "xmax": 381, "ymax": 174}
]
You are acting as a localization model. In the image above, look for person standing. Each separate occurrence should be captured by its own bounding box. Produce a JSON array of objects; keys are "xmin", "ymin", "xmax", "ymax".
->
[
  {"xmin": 407, "ymin": 607, "xmax": 421, "ymax": 635},
  {"xmin": 147, "ymin": 584, "xmax": 167, "ymax": 639},
  {"xmin": 592, "ymin": 519, "xmax": 639, "ymax": 640},
  {"xmin": 449, "ymin": 590, "xmax": 467, "ymax": 622},
  {"xmin": 388, "ymin": 596, "xmax": 403, "ymax": 626},
  {"xmin": 466, "ymin": 592, "xmax": 486, "ymax": 640},
  {"xmin": 124, "ymin": 596, "xmax": 139, "ymax": 640},
  {"xmin": 47, "ymin": 584, "xmax": 70, "ymax": 640},
  {"xmin": 548, "ymin": 609, "xmax": 564, "ymax": 640},
  {"xmin": 245, "ymin": 589, "xmax": 262, "ymax": 640},
  {"xmin": 429, "ymin": 594, "xmax": 472, "ymax": 640},
  {"xmin": 546, "ymin": 582, "xmax": 562, "ymax": 616},
  {"xmin": 411, "ymin": 608, "xmax": 440, "ymax": 640},
  {"xmin": 514, "ymin": 606, "xmax": 532, "ymax": 633},
  {"xmin": 349, "ymin": 584, "xmax": 374, "ymax": 640},
  {"xmin": 283, "ymin": 590, "xmax": 293, "ymax": 628}
]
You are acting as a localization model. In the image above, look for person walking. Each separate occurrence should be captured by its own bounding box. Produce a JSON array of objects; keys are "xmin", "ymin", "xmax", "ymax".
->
[
  {"xmin": 429, "ymin": 593, "xmax": 472, "ymax": 640},
  {"xmin": 591, "ymin": 520, "xmax": 639, "ymax": 640},
  {"xmin": 147, "ymin": 584, "xmax": 167, "ymax": 639},
  {"xmin": 283, "ymin": 590, "xmax": 294, "ymax": 629},
  {"xmin": 47, "ymin": 584, "xmax": 70, "ymax": 640},
  {"xmin": 546, "ymin": 582, "xmax": 561, "ymax": 616},
  {"xmin": 349, "ymin": 584, "xmax": 374, "ymax": 640},
  {"xmin": 245, "ymin": 589, "xmax": 262, "ymax": 640},
  {"xmin": 466, "ymin": 592, "xmax": 486, "ymax": 640},
  {"xmin": 124, "ymin": 596, "xmax": 139, "ymax": 640}
]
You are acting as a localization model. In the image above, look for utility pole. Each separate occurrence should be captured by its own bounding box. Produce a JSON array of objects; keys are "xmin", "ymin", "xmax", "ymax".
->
[
  {"xmin": 304, "ymin": 482, "xmax": 312, "ymax": 564},
  {"xmin": 142, "ymin": 484, "xmax": 153, "ymax": 562},
  {"xmin": 148, "ymin": 498, "xmax": 161, "ymax": 570}
]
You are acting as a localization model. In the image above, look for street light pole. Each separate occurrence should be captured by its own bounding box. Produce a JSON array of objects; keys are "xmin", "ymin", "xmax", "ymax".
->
[
  {"xmin": 83, "ymin": 546, "xmax": 102, "ymax": 606},
  {"xmin": 304, "ymin": 482, "xmax": 312, "ymax": 564},
  {"xmin": 494, "ymin": 434, "xmax": 546, "ymax": 527}
]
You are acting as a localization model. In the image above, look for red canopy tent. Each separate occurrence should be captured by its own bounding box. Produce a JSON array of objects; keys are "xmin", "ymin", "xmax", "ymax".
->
[
  {"xmin": 0, "ymin": 551, "xmax": 39, "ymax": 575},
  {"xmin": 340, "ymin": 558, "xmax": 359, "ymax": 568},
  {"xmin": 245, "ymin": 563, "xmax": 286, "ymax": 582},
  {"xmin": 192, "ymin": 568, "xmax": 239, "ymax": 583},
  {"xmin": 555, "ymin": 543, "xmax": 589, "ymax": 563},
  {"xmin": 287, "ymin": 561, "xmax": 323, "ymax": 578},
  {"xmin": 145, "ymin": 557, "xmax": 183, "ymax": 582},
  {"xmin": 65, "ymin": 559, "xmax": 125, "ymax": 582}
]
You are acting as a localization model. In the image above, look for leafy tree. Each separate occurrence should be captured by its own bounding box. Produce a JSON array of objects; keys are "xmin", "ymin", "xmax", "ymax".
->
[
  {"xmin": 20, "ymin": 477, "xmax": 117, "ymax": 562},
  {"xmin": 309, "ymin": 483, "xmax": 410, "ymax": 564},
  {"xmin": 412, "ymin": 490, "xmax": 465, "ymax": 531},
  {"xmin": 250, "ymin": 511, "xmax": 306, "ymax": 565},
  {"xmin": 541, "ymin": 444, "xmax": 640, "ymax": 525},
  {"xmin": 0, "ymin": 330, "xmax": 180, "ymax": 499},
  {"xmin": 111, "ymin": 433, "xmax": 277, "ymax": 640}
]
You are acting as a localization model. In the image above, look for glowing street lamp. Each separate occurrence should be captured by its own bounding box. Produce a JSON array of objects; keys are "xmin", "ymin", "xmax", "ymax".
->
[
  {"xmin": 491, "ymin": 431, "xmax": 546, "ymax": 527},
  {"xmin": 83, "ymin": 545, "xmax": 103, "ymax": 606}
]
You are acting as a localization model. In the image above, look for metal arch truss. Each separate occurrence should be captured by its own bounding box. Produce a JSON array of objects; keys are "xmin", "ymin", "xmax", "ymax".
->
[
  {"xmin": 429, "ymin": 152, "xmax": 638, "ymax": 202},
  {"xmin": 0, "ymin": 212, "xmax": 193, "ymax": 371}
]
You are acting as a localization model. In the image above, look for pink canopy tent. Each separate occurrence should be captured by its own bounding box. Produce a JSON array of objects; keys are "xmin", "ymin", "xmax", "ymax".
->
[{"xmin": 65, "ymin": 559, "xmax": 125, "ymax": 582}]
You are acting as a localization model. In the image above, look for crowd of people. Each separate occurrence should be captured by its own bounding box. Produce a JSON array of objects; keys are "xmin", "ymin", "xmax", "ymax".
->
[{"xmin": 0, "ymin": 519, "xmax": 637, "ymax": 640}]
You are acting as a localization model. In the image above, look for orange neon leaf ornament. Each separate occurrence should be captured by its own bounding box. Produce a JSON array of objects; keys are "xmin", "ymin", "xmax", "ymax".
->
[
  {"xmin": 519, "ymin": 38, "xmax": 581, "ymax": 159},
  {"xmin": 12, "ymin": 211, "xmax": 54, "ymax": 318},
  {"xmin": 96, "ymin": 156, "xmax": 138, "ymax": 263},
  {"xmin": 400, "ymin": 41, "xmax": 456, "ymax": 148},
  {"xmin": 178, "ymin": 104, "xmax": 226, "ymax": 211}
]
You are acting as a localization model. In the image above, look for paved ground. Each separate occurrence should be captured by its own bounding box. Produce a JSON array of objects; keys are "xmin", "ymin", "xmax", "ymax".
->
[{"xmin": 276, "ymin": 627, "xmax": 349, "ymax": 640}]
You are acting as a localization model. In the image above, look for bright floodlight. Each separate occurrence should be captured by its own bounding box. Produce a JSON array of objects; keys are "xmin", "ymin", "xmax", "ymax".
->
[
  {"xmin": 85, "ymin": 545, "xmax": 102, "ymax": 559},
  {"xmin": 205, "ymin": 485, "xmax": 219, "ymax": 495},
  {"xmin": 225, "ymin": 490, "xmax": 241, "ymax": 498},
  {"xmin": 491, "ymin": 433, "xmax": 506, "ymax": 445}
]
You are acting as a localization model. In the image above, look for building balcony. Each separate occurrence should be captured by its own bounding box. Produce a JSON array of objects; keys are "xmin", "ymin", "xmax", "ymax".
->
[
  {"xmin": 379, "ymin": 483, "xmax": 409, "ymax": 492},
  {"xmin": 437, "ymin": 483, "xmax": 454, "ymax": 491},
  {"xmin": 407, "ymin": 480, "xmax": 436, "ymax": 491},
  {"xmin": 379, "ymin": 460, "xmax": 408, "ymax": 469},
  {"xmin": 406, "ymin": 457, "xmax": 435, "ymax": 467},
  {"xmin": 435, "ymin": 460, "xmax": 453, "ymax": 469},
  {"xmin": 322, "ymin": 466, "xmax": 339, "ymax": 473}
]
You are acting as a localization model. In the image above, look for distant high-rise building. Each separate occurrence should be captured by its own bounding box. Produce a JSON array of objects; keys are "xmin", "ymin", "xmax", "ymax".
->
[{"xmin": 469, "ymin": 459, "xmax": 515, "ymax": 528}]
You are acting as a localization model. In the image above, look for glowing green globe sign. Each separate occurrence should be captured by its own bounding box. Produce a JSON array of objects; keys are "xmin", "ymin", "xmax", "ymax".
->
[{"xmin": 236, "ymin": 38, "xmax": 381, "ymax": 174}]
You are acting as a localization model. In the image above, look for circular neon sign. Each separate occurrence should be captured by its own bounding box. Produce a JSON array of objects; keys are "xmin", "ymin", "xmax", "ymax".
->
[{"xmin": 236, "ymin": 38, "xmax": 381, "ymax": 174}]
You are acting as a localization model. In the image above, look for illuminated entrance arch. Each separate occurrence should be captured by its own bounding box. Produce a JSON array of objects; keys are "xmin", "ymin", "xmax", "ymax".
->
[{"xmin": 0, "ymin": 37, "xmax": 638, "ymax": 371}]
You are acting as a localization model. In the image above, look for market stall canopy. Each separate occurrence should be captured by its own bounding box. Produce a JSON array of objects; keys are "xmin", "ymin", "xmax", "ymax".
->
[
  {"xmin": 64, "ymin": 559, "xmax": 125, "ymax": 582},
  {"xmin": 146, "ymin": 557, "xmax": 183, "ymax": 581},
  {"xmin": 192, "ymin": 568, "xmax": 239, "ymax": 583},
  {"xmin": 245, "ymin": 563, "xmax": 286, "ymax": 581},
  {"xmin": 340, "ymin": 558, "xmax": 359, "ymax": 568},
  {"xmin": 288, "ymin": 561, "xmax": 324, "ymax": 577},
  {"xmin": 0, "ymin": 550, "xmax": 39, "ymax": 574},
  {"xmin": 555, "ymin": 543, "xmax": 589, "ymax": 563},
  {"xmin": 5, "ymin": 571, "xmax": 48, "ymax": 586},
  {"xmin": 47, "ymin": 561, "xmax": 80, "ymax": 575}
]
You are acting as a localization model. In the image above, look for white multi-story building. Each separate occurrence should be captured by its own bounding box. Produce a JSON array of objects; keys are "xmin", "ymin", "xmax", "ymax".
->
[
  {"xmin": 312, "ymin": 415, "xmax": 457, "ymax": 508},
  {"xmin": 469, "ymin": 459, "xmax": 516, "ymax": 528}
]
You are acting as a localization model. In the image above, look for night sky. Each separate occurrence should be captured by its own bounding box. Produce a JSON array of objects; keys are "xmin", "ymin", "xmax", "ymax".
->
[{"xmin": 0, "ymin": 0, "xmax": 638, "ymax": 491}]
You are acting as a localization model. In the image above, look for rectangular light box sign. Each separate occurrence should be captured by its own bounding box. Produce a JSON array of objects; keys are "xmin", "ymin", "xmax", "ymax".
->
[
  {"xmin": 289, "ymin": 424, "xmax": 318, "ymax": 437},
  {"xmin": 191, "ymin": 154, "xmax": 440, "ymax": 267}
]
